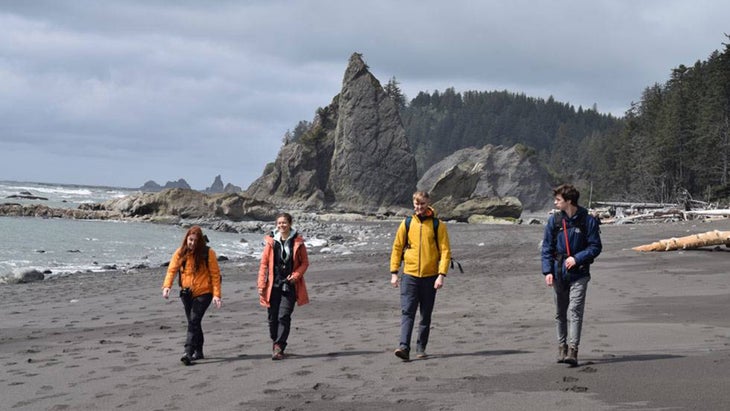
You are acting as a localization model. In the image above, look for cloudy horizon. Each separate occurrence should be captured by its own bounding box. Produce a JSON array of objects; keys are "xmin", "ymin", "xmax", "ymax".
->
[{"xmin": 1, "ymin": 0, "xmax": 728, "ymax": 189}]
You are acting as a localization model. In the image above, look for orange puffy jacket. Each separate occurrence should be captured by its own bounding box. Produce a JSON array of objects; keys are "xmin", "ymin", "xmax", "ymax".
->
[{"xmin": 163, "ymin": 247, "xmax": 221, "ymax": 299}]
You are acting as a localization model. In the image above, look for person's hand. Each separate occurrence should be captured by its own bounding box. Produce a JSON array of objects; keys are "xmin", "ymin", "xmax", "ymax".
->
[
  {"xmin": 390, "ymin": 273, "xmax": 399, "ymax": 288},
  {"xmin": 213, "ymin": 296, "xmax": 222, "ymax": 309},
  {"xmin": 545, "ymin": 274, "xmax": 554, "ymax": 287},
  {"xmin": 434, "ymin": 274, "xmax": 445, "ymax": 289},
  {"xmin": 564, "ymin": 256, "xmax": 576, "ymax": 270},
  {"xmin": 162, "ymin": 287, "xmax": 171, "ymax": 299}
]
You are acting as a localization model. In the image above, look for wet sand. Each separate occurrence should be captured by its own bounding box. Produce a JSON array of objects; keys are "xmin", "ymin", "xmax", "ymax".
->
[{"xmin": 1, "ymin": 219, "xmax": 729, "ymax": 410}]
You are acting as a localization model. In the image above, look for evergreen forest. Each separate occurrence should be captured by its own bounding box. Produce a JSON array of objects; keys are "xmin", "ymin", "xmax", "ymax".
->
[{"xmin": 389, "ymin": 37, "xmax": 730, "ymax": 205}]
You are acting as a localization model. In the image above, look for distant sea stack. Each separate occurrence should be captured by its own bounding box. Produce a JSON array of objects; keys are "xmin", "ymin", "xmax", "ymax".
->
[
  {"xmin": 245, "ymin": 53, "xmax": 417, "ymax": 212},
  {"xmin": 139, "ymin": 179, "xmax": 191, "ymax": 192},
  {"xmin": 205, "ymin": 175, "xmax": 242, "ymax": 194}
]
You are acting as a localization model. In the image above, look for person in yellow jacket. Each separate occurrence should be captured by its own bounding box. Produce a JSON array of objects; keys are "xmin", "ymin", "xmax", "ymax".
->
[
  {"xmin": 258, "ymin": 212, "xmax": 309, "ymax": 360},
  {"xmin": 162, "ymin": 225, "xmax": 222, "ymax": 365},
  {"xmin": 390, "ymin": 191, "xmax": 451, "ymax": 361}
]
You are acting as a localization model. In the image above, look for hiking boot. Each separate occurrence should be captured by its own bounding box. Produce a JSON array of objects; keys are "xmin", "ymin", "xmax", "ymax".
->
[
  {"xmin": 272, "ymin": 344, "xmax": 284, "ymax": 361},
  {"xmin": 557, "ymin": 344, "xmax": 568, "ymax": 363},
  {"xmin": 394, "ymin": 347, "xmax": 410, "ymax": 361},
  {"xmin": 565, "ymin": 345, "xmax": 578, "ymax": 366}
]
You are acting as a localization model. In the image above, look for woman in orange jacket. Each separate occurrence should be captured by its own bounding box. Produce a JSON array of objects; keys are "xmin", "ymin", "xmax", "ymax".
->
[
  {"xmin": 162, "ymin": 226, "xmax": 222, "ymax": 365},
  {"xmin": 257, "ymin": 212, "xmax": 309, "ymax": 360}
]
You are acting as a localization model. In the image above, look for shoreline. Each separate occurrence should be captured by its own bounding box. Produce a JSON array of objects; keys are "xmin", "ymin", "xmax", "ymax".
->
[{"xmin": 1, "ymin": 219, "xmax": 729, "ymax": 409}]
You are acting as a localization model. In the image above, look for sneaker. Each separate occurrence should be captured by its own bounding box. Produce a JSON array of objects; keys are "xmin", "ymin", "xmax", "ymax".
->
[
  {"xmin": 394, "ymin": 347, "xmax": 410, "ymax": 361},
  {"xmin": 565, "ymin": 345, "xmax": 578, "ymax": 366},
  {"xmin": 180, "ymin": 354, "xmax": 193, "ymax": 366},
  {"xmin": 557, "ymin": 344, "xmax": 568, "ymax": 363},
  {"xmin": 272, "ymin": 344, "xmax": 284, "ymax": 361},
  {"xmin": 191, "ymin": 351, "xmax": 204, "ymax": 361},
  {"xmin": 416, "ymin": 347, "xmax": 427, "ymax": 359}
]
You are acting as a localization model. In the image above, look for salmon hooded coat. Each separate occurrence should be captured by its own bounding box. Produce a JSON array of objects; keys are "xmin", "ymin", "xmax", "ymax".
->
[{"xmin": 257, "ymin": 233, "xmax": 309, "ymax": 307}]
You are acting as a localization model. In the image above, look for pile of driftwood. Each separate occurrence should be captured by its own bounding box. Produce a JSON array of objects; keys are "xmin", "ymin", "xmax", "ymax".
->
[{"xmin": 593, "ymin": 200, "xmax": 730, "ymax": 224}]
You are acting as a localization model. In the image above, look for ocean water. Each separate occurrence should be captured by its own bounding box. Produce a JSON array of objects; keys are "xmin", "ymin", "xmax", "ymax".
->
[{"xmin": 0, "ymin": 181, "xmax": 264, "ymax": 279}]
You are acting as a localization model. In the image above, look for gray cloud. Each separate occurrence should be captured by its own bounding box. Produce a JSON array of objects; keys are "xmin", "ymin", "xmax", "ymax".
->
[{"xmin": 1, "ymin": 0, "xmax": 729, "ymax": 188}]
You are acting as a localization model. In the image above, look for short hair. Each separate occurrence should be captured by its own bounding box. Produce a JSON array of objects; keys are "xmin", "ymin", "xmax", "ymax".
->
[
  {"xmin": 276, "ymin": 212, "xmax": 293, "ymax": 224},
  {"xmin": 412, "ymin": 191, "xmax": 430, "ymax": 202},
  {"xmin": 553, "ymin": 184, "xmax": 579, "ymax": 206}
]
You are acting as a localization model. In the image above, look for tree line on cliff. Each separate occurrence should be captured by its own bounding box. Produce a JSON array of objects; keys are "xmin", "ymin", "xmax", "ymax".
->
[{"xmin": 376, "ymin": 37, "xmax": 730, "ymax": 206}]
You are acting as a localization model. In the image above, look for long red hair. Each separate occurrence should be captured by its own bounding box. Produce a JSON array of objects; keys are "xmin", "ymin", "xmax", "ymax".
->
[{"xmin": 178, "ymin": 225, "xmax": 209, "ymax": 271}]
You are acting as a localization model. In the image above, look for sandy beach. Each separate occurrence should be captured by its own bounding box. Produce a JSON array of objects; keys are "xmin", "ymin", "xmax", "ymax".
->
[{"xmin": 1, "ymin": 219, "xmax": 729, "ymax": 410}]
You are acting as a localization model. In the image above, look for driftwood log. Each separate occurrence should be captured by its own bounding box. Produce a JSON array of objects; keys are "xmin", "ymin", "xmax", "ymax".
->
[{"xmin": 633, "ymin": 230, "xmax": 730, "ymax": 252}]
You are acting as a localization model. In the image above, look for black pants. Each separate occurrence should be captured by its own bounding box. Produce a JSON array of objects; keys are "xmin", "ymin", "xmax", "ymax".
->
[
  {"xmin": 181, "ymin": 292, "xmax": 212, "ymax": 356},
  {"xmin": 268, "ymin": 286, "xmax": 296, "ymax": 351}
]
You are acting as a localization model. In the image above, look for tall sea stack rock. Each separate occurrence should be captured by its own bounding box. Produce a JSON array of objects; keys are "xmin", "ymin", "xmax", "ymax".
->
[{"xmin": 246, "ymin": 53, "xmax": 417, "ymax": 212}]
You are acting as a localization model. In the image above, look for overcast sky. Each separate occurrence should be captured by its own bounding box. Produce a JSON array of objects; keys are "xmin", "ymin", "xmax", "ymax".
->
[{"xmin": 1, "ymin": 0, "xmax": 728, "ymax": 189}]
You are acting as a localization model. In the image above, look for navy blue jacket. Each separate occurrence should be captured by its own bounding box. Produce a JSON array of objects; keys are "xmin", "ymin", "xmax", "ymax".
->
[{"xmin": 541, "ymin": 206, "xmax": 602, "ymax": 282}]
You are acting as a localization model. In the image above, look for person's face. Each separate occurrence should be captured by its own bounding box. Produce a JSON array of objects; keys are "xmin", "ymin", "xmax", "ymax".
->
[
  {"xmin": 276, "ymin": 217, "xmax": 291, "ymax": 235},
  {"xmin": 554, "ymin": 194, "xmax": 571, "ymax": 211},
  {"xmin": 186, "ymin": 233, "xmax": 199, "ymax": 250},
  {"xmin": 413, "ymin": 197, "xmax": 429, "ymax": 215}
]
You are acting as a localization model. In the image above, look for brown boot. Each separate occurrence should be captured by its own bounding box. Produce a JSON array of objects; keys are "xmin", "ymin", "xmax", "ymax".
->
[
  {"xmin": 565, "ymin": 345, "xmax": 578, "ymax": 366},
  {"xmin": 557, "ymin": 344, "xmax": 568, "ymax": 363}
]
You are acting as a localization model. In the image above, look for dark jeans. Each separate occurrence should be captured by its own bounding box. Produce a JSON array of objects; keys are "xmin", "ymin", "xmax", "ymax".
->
[
  {"xmin": 399, "ymin": 274, "xmax": 437, "ymax": 352},
  {"xmin": 181, "ymin": 292, "xmax": 212, "ymax": 356},
  {"xmin": 268, "ymin": 285, "xmax": 296, "ymax": 351}
]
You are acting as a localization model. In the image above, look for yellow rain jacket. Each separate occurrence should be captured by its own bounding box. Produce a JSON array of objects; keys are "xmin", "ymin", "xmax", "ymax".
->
[{"xmin": 390, "ymin": 208, "xmax": 451, "ymax": 277}]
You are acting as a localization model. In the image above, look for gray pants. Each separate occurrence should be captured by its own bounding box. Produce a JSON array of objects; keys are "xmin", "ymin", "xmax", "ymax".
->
[{"xmin": 553, "ymin": 276, "xmax": 589, "ymax": 347}]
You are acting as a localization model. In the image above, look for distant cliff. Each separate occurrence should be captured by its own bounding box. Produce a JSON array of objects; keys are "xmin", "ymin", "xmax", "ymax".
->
[{"xmin": 245, "ymin": 53, "xmax": 417, "ymax": 212}]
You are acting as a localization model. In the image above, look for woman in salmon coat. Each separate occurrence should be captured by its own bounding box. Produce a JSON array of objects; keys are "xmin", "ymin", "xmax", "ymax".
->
[{"xmin": 257, "ymin": 212, "xmax": 309, "ymax": 360}]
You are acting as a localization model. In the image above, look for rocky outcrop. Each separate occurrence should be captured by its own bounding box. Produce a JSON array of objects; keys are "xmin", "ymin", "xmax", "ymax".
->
[
  {"xmin": 419, "ymin": 144, "xmax": 555, "ymax": 214},
  {"xmin": 102, "ymin": 188, "xmax": 277, "ymax": 222},
  {"xmin": 223, "ymin": 183, "xmax": 242, "ymax": 193},
  {"xmin": 433, "ymin": 195, "xmax": 523, "ymax": 222},
  {"xmin": 0, "ymin": 203, "xmax": 122, "ymax": 219},
  {"xmin": 139, "ymin": 179, "xmax": 192, "ymax": 192},
  {"xmin": 246, "ymin": 53, "xmax": 417, "ymax": 212}
]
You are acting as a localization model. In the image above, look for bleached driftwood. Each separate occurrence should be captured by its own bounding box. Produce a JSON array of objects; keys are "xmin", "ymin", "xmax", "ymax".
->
[
  {"xmin": 682, "ymin": 209, "xmax": 730, "ymax": 218},
  {"xmin": 633, "ymin": 230, "xmax": 730, "ymax": 252}
]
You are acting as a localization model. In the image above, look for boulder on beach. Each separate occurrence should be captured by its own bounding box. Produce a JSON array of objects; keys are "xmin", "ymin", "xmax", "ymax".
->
[{"xmin": 419, "ymin": 144, "xmax": 554, "ymax": 214}]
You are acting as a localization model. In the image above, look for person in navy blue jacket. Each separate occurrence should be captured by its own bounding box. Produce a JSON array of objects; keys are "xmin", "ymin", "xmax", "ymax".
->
[{"xmin": 541, "ymin": 184, "xmax": 602, "ymax": 366}]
